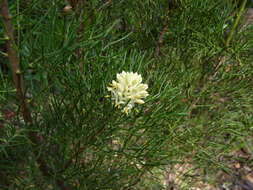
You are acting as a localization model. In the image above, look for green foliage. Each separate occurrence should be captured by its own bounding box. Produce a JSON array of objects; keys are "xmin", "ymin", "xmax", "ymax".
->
[{"xmin": 0, "ymin": 0, "xmax": 253, "ymax": 189}]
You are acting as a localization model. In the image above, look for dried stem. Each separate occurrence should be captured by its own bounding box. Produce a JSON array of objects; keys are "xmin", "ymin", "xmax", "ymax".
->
[
  {"xmin": 155, "ymin": 11, "xmax": 170, "ymax": 57},
  {"xmin": 0, "ymin": 1, "xmax": 70, "ymax": 189},
  {"xmin": 66, "ymin": 0, "xmax": 86, "ymax": 72},
  {"xmin": 155, "ymin": 24, "xmax": 168, "ymax": 57},
  {"xmin": 77, "ymin": 6, "xmax": 86, "ymax": 72}
]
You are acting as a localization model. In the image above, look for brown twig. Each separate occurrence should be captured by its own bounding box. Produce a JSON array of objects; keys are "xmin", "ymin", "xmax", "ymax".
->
[
  {"xmin": 155, "ymin": 23, "xmax": 168, "ymax": 57},
  {"xmin": 155, "ymin": 11, "xmax": 170, "ymax": 57},
  {"xmin": 0, "ymin": 1, "xmax": 70, "ymax": 189},
  {"xmin": 65, "ymin": 0, "xmax": 86, "ymax": 72},
  {"xmin": 77, "ymin": 8, "xmax": 86, "ymax": 73}
]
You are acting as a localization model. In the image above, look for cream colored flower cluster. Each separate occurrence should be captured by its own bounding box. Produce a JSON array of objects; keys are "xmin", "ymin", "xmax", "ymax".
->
[{"xmin": 107, "ymin": 71, "xmax": 149, "ymax": 114}]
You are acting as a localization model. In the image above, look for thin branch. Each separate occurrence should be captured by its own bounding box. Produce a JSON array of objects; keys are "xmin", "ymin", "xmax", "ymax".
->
[
  {"xmin": 155, "ymin": 24, "xmax": 168, "ymax": 57},
  {"xmin": 0, "ymin": 0, "xmax": 25, "ymax": 110},
  {"xmin": 225, "ymin": 0, "xmax": 247, "ymax": 47},
  {"xmin": 62, "ymin": 124, "xmax": 107, "ymax": 172},
  {"xmin": 65, "ymin": 0, "xmax": 86, "ymax": 72},
  {"xmin": 77, "ymin": 3, "xmax": 86, "ymax": 73},
  {"xmin": 155, "ymin": 11, "xmax": 169, "ymax": 57},
  {"xmin": 0, "ymin": 1, "xmax": 71, "ymax": 189}
]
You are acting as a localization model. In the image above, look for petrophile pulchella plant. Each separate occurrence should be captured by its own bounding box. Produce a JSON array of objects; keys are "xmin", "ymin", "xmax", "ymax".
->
[{"xmin": 0, "ymin": 0, "xmax": 253, "ymax": 189}]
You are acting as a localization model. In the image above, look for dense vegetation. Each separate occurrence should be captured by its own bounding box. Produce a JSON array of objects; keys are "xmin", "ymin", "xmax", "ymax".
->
[{"xmin": 1, "ymin": 0, "xmax": 253, "ymax": 189}]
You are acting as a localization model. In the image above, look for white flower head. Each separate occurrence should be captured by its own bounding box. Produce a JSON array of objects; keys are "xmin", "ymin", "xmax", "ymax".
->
[{"xmin": 107, "ymin": 71, "xmax": 149, "ymax": 114}]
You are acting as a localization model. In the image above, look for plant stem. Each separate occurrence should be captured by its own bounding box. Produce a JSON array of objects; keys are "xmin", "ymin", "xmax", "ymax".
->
[
  {"xmin": 0, "ymin": 1, "xmax": 70, "ymax": 189},
  {"xmin": 225, "ymin": 0, "xmax": 247, "ymax": 47}
]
